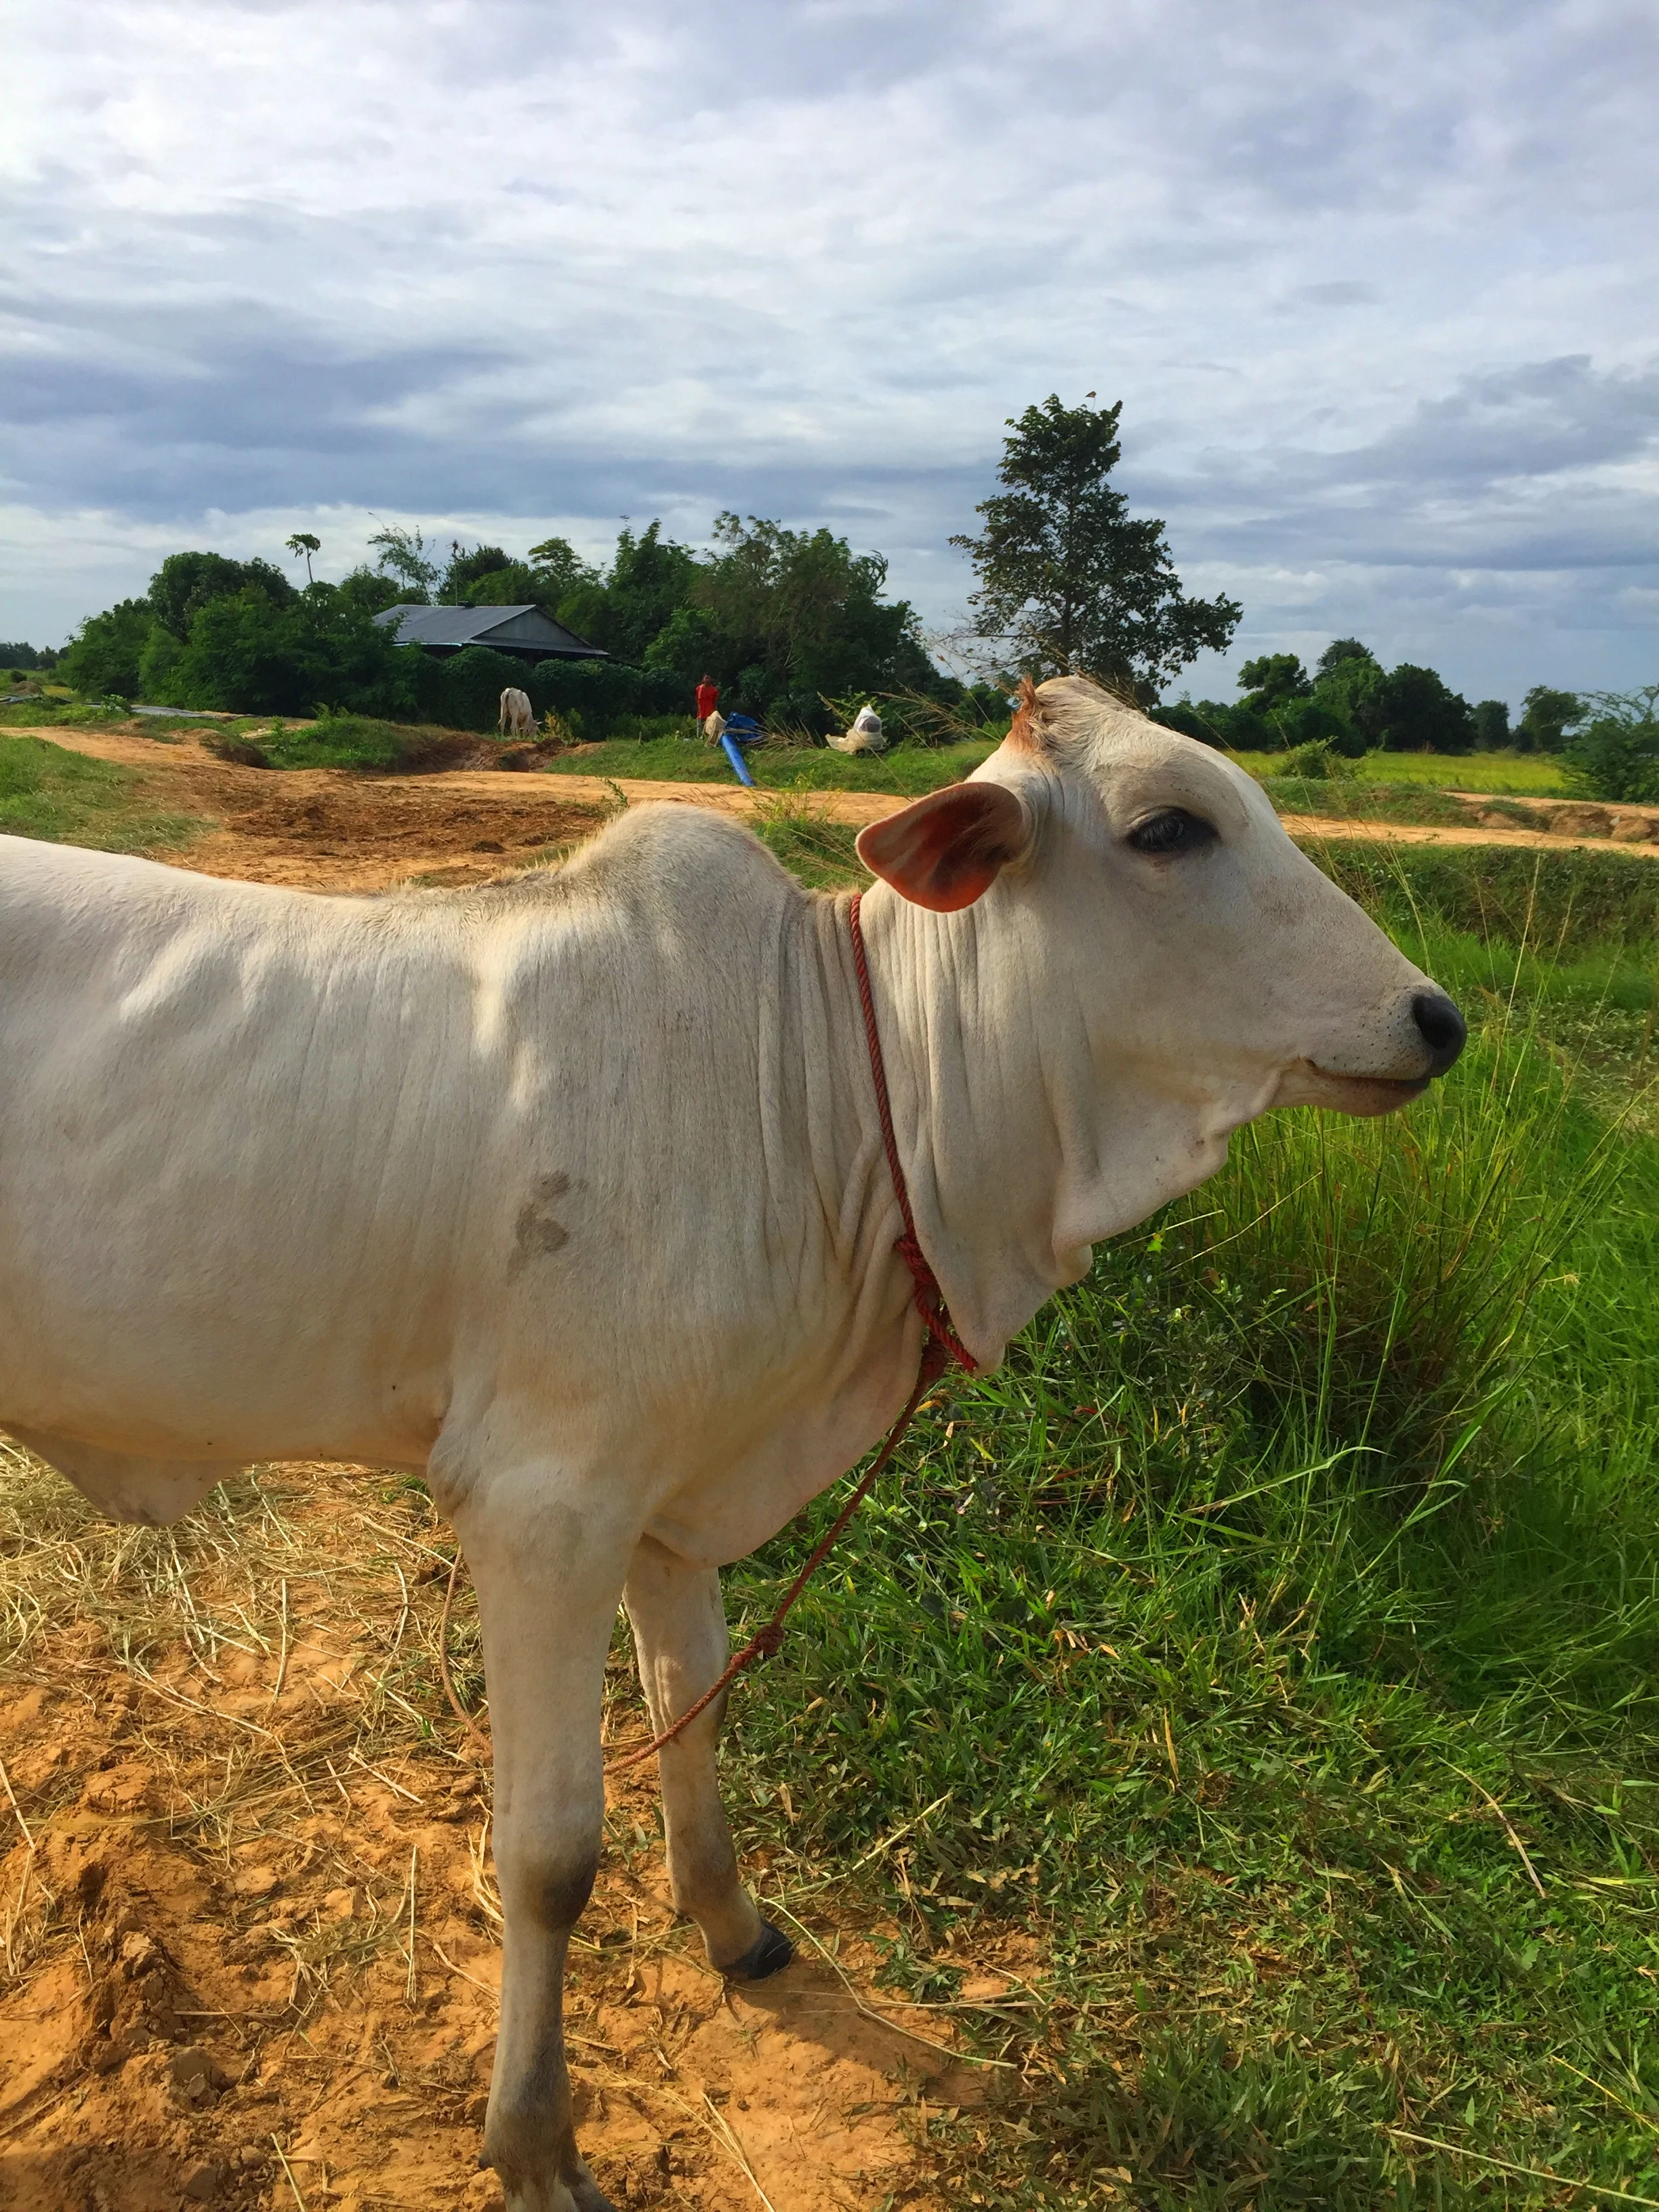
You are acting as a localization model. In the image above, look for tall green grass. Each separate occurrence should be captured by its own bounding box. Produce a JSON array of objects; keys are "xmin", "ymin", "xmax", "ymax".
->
[{"xmin": 692, "ymin": 834, "xmax": 1659, "ymax": 2208}]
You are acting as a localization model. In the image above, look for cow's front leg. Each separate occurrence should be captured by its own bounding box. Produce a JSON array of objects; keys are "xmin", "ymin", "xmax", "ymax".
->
[
  {"xmin": 456, "ymin": 1467, "xmax": 634, "ymax": 2212},
  {"xmin": 623, "ymin": 1535, "xmax": 793, "ymax": 1980}
]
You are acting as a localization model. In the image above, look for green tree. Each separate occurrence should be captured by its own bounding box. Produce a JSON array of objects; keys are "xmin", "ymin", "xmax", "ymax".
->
[
  {"xmin": 335, "ymin": 565, "xmax": 407, "ymax": 617},
  {"xmin": 1311, "ymin": 642, "xmax": 1383, "ymax": 729},
  {"xmin": 642, "ymin": 604, "xmax": 718, "ymax": 687},
  {"xmin": 148, "ymin": 550, "xmax": 294, "ymax": 638},
  {"xmin": 1359, "ymin": 664, "xmax": 1475, "ymax": 754},
  {"xmin": 367, "ymin": 525, "xmax": 438, "ymax": 602},
  {"xmin": 1563, "ymin": 685, "xmax": 1659, "ymax": 802},
  {"xmin": 138, "ymin": 623, "xmax": 184, "ymax": 702},
  {"xmin": 527, "ymin": 536, "xmax": 600, "ymax": 605},
  {"xmin": 556, "ymin": 522, "xmax": 701, "ymax": 664},
  {"xmin": 56, "ymin": 599, "xmax": 153, "ymax": 697},
  {"xmin": 1237, "ymin": 654, "xmax": 1313, "ymax": 710},
  {"xmin": 950, "ymin": 394, "xmax": 1240, "ymax": 693},
  {"xmin": 1471, "ymin": 699, "xmax": 1511, "ymax": 748},
  {"xmin": 693, "ymin": 514, "xmax": 936, "ymax": 717},
  {"xmin": 1516, "ymin": 684, "xmax": 1582, "ymax": 754},
  {"xmin": 167, "ymin": 583, "xmax": 418, "ymax": 716},
  {"xmin": 285, "ymin": 531, "xmax": 321, "ymax": 583}
]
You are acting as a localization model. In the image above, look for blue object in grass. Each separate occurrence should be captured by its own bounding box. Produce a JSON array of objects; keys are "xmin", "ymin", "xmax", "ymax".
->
[
  {"xmin": 719, "ymin": 714, "xmax": 762, "ymax": 787},
  {"xmin": 720, "ymin": 734, "xmax": 755, "ymax": 785}
]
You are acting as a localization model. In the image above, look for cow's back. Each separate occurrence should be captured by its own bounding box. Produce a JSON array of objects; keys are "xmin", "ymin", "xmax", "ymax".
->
[{"xmin": 0, "ymin": 815, "xmax": 851, "ymax": 1475}]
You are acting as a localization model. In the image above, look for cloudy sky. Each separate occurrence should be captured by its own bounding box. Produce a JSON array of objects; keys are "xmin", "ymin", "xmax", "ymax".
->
[{"xmin": 4, "ymin": 0, "xmax": 1656, "ymax": 705}]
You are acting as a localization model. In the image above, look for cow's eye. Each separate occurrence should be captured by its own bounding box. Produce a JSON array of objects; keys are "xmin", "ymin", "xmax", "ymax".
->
[{"xmin": 1126, "ymin": 807, "xmax": 1218, "ymax": 857}]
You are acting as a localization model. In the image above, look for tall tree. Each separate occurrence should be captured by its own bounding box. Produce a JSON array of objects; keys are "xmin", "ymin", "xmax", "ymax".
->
[
  {"xmin": 1517, "ymin": 684, "xmax": 1582, "ymax": 754},
  {"xmin": 367, "ymin": 525, "xmax": 439, "ymax": 601},
  {"xmin": 951, "ymin": 394, "xmax": 1240, "ymax": 695},
  {"xmin": 285, "ymin": 531, "xmax": 321, "ymax": 583}
]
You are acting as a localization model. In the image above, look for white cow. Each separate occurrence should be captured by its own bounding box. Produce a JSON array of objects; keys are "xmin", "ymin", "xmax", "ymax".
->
[
  {"xmin": 499, "ymin": 686, "xmax": 535, "ymax": 739},
  {"xmin": 0, "ymin": 677, "xmax": 1463, "ymax": 2211}
]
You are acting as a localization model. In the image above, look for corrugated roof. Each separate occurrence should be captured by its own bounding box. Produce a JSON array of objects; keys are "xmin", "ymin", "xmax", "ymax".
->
[{"xmin": 372, "ymin": 604, "xmax": 606, "ymax": 658}]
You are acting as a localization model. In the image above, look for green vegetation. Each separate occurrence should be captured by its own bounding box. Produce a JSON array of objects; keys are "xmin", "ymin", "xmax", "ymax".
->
[
  {"xmin": 1160, "ymin": 644, "xmax": 1616, "ymax": 766},
  {"xmin": 637, "ymin": 825, "xmax": 1658, "ymax": 2209},
  {"xmin": 1563, "ymin": 685, "xmax": 1659, "ymax": 804},
  {"xmin": 0, "ymin": 735, "xmax": 200, "ymax": 852},
  {"xmin": 542, "ymin": 732, "xmax": 998, "ymax": 794},
  {"xmin": 950, "ymin": 392, "xmax": 1241, "ymax": 693},
  {"xmin": 1233, "ymin": 748, "xmax": 1575, "ymax": 796},
  {"xmin": 52, "ymin": 510, "xmax": 981, "ymax": 738}
]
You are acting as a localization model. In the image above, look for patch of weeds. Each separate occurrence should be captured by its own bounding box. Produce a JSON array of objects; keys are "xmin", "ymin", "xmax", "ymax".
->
[
  {"xmin": 751, "ymin": 795, "xmax": 865, "ymax": 890},
  {"xmin": 0, "ymin": 735, "xmax": 201, "ymax": 853}
]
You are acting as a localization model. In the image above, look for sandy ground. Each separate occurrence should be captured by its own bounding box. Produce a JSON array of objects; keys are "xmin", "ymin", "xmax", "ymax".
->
[
  {"xmin": 0, "ymin": 1458, "xmax": 1016, "ymax": 2212},
  {"xmin": 19, "ymin": 726, "xmax": 1659, "ymax": 891},
  {"xmin": 14, "ymin": 726, "xmax": 901, "ymax": 893}
]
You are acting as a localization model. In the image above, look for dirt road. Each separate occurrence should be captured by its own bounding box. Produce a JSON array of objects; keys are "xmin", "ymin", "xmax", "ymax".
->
[{"xmin": 21, "ymin": 725, "xmax": 1658, "ymax": 894}]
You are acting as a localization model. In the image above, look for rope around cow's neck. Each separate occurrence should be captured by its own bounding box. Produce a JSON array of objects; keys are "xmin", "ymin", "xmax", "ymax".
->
[{"xmin": 438, "ymin": 886, "xmax": 977, "ymax": 1769}]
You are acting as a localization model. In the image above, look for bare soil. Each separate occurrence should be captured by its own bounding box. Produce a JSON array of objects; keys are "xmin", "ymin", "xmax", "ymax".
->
[
  {"xmin": 11, "ymin": 727, "xmax": 899, "ymax": 894},
  {"xmin": 0, "ymin": 1459, "xmax": 1013, "ymax": 2212},
  {"xmin": 19, "ymin": 727, "xmax": 1659, "ymax": 891}
]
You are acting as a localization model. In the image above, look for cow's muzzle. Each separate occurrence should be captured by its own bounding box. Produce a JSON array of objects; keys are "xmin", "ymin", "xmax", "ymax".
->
[{"xmin": 1411, "ymin": 990, "xmax": 1467, "ymax": 1078}]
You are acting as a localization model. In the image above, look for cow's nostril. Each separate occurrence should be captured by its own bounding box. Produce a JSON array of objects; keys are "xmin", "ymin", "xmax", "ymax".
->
[{"xmin": 1411, "ymin": 990, "xmax": 1467, "ymax": 1074}]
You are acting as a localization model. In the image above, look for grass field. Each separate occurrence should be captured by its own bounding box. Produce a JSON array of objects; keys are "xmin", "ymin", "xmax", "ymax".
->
[
  {"xmin": 1233, "ymin": 750, "xmax": 1575, "ymax": 796},
  {"xmin": 657, "ymin": 806, "xmax": 1659, "ymax": 2206},
  {"xmin": 544, "ymin": 732, "xmax": 1000, "ymax": 794},
  {"xmin": 4, "ymin": 789, "xmax": 1658, "ymax": 2207},
  {"xmin": 0, "ymin": 733, "xmax": 200, "ymax": 851}
]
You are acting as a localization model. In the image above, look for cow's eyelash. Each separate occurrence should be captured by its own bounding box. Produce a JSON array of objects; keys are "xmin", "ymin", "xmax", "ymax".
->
[{"xmin": 1126, "ymin": 808, "xmax": 1219, "ymax": 857}]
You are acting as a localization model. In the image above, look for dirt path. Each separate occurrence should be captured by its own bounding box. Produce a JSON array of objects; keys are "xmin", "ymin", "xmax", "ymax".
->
[
  {"xmin": 21, "ymin": 726, "xmax": 1659, "ymax": 892},
  {"xmin": 1278, "ymin": 811, "xmax": 1659, "ymax": 857}
]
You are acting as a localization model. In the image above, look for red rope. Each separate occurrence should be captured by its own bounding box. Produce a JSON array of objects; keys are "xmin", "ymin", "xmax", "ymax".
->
[
  {"xmin": 444, "ymin": 889, "xmax": 977, "ymax": 1769},
  {"xmin": 846, "ymin": 890, "xmax": 978, "ymax": 1376}
]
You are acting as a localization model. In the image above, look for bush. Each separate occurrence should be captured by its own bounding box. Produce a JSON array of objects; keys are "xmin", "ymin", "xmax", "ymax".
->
[
  {"xmin": 1563, "ymin": 686, "xmax": 1659, "ymax": 803},
  {"xmin": 525, "ymin": 656, "xmax": 684, "ymax": 736}
]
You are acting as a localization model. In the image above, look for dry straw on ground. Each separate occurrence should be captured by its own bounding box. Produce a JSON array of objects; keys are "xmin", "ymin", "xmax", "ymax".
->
[{"xmin": 0, "ymin": 1437, "xmax": 1008, "ymax": 2212}]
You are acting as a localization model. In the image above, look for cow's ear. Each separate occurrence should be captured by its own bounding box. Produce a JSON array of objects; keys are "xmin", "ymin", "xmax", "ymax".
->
[{"xmin": 855, "ymin": 781, "xmax": 1033, "ymax": 912}]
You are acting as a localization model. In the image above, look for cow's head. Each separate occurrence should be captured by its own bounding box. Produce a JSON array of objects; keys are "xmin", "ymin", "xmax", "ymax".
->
[{"xmin": 855, "ymin": 676, "xmax": 1464, "ymax": 1338}]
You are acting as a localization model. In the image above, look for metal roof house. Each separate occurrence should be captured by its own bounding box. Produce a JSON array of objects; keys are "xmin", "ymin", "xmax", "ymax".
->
[{"xmin": 373, "ymin": 604, "xmax": 607, "ymax": 661}]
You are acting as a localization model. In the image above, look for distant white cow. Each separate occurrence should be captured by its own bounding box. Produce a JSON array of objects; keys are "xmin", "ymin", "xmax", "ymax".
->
[
  {"xmin": 826, "ymin": 700, "xmax": 885, "ymax": 755},
  {"xmin": 499, "ymin": 687, "xmax": 535, "ymax": 739},
  {"xmin": 0, "ymin": 676, "xmax": 1465, "ymax": 2210}
]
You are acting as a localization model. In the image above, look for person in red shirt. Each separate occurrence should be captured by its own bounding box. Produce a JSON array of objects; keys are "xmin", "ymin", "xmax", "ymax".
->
[{"xmin": 695, "ymin": 675, "xmax": 720, "ymax": 725}]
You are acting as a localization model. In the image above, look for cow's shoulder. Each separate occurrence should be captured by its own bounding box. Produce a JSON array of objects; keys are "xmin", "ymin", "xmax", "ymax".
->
[{"xmin": 542, "ymin": 800, "xmax": 805, "ymax": 926}]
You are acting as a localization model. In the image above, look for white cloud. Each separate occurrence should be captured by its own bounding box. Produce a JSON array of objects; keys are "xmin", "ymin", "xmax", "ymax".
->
[{"xmin": 3, "ymin": 0, "xmax": 1656, "ymax": 703}]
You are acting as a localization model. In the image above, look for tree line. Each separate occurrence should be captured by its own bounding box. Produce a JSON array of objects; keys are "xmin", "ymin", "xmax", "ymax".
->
[
  {"xmin": 1155, "ymin": 642, "xmax": 1585, "ymax": 758},
  {"xmin": 34, "ymin": 392, "xmax": 1650, "ymax": 779},
  {"xmin": 50, "ymin": 517, "xmax": 983, "ymax": 737}
]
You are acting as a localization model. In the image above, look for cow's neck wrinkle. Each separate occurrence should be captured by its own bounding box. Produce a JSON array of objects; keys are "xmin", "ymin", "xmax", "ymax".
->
[{"xmin": 854, "ymin": 881, "xmax": 1212, "ymax": 1367}]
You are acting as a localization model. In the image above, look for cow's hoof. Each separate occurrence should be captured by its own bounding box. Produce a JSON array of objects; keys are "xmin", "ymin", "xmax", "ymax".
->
[
  {"xmin": 718, "ymin": 1919, "xmax": 794, "ymax": 1982},
  {"xmin": 566, "ymin": 2164, "xmax": 618, "ymax": 2212}
]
